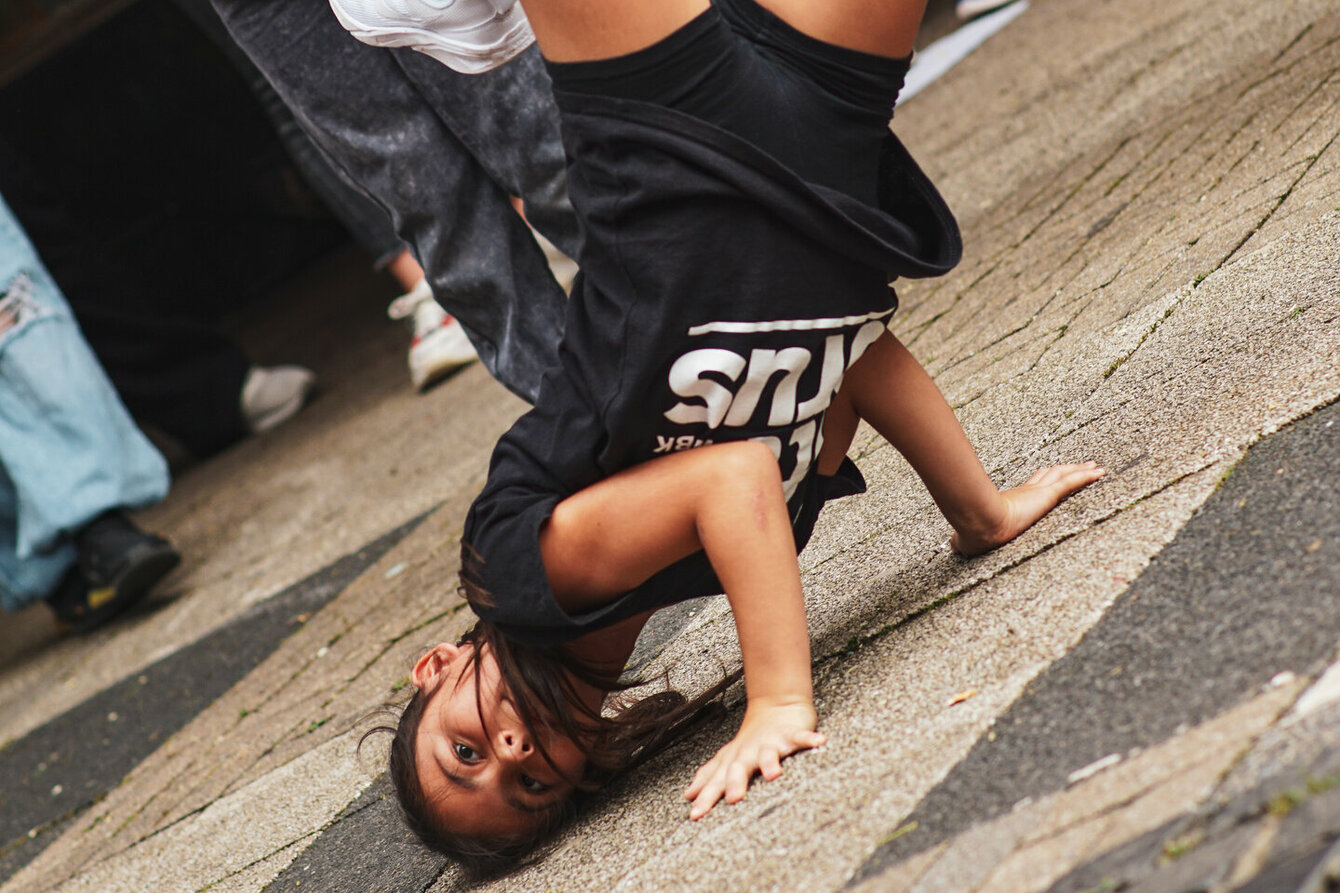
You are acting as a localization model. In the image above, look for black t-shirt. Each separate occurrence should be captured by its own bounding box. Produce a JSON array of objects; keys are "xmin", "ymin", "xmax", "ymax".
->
[{"xmin": 463, "ymin": 92, "xmax": 960, "ymax": 646}]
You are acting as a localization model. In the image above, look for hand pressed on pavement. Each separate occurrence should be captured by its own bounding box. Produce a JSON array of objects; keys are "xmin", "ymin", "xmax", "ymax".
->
[{"xmin": 683, "ymin": 698, "xmax": 825, "ymax": 820}]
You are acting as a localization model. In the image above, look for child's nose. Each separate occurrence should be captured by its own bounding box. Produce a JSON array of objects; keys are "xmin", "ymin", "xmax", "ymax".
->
[{"xmin": 499, "ymin": 729, "xmax": 533, "ymax": 760}]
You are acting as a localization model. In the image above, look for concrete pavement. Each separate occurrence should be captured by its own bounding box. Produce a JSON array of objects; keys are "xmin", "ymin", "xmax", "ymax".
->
[{"xmin": 1, "ymin": 0, "xmax": 1337, "ymax": 889}]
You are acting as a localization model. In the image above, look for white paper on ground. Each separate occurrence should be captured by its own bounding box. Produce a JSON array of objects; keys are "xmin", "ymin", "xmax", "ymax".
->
[{"xmin": 899, "ymin": 1, "xmax": 1030, "ymax": 105}]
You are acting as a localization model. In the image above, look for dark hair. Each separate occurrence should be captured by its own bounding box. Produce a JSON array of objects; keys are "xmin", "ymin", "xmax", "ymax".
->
[{"xmin": 364, "ymin": 577, "xmax": 737, "ymax": 877}]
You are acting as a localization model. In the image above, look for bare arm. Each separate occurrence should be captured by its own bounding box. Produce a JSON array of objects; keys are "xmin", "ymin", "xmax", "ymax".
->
[{"xmin": 540, "ymin": 441, "xmax": 825, "ymax": 818}]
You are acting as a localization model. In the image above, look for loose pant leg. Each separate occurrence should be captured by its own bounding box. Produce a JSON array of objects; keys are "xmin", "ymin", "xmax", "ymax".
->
[
  {"xmin": 172, "ymin": 0, "xmax": 406, "ymax": 267},
  {"xmin": 394, "ymin": 49, "xmax": 580, "ymax": 263},
  {"xmin": 210, "ymin": 0, "xmax": 577, "ymax": 403},
  {"xmin": 0, "ymin": 466, "xmax": 74, "ymax": 613},
  {"xmin": 0, "ymin": 196, "xmax": 169, "ymax": 611}
]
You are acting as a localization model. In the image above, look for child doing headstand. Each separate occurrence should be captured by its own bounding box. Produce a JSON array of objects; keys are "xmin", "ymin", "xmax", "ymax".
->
[{"xmin": 376, "ymin": 0, "xmax": 1105, "ymax": 872}]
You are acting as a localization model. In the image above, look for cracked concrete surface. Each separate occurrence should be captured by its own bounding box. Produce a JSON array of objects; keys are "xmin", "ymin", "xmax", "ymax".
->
[{"xmin": 0, "ymin": 0, "xmax": 1337, "ymax": 889}]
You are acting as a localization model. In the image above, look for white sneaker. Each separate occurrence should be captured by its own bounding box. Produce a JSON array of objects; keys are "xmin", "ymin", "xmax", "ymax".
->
[
  {"xmin": 532, "ymin": 229, "xmax": 579, "ymax": 295},
  {"xmin": 240, "ymin": 365, "xmax": 317, "ymax": 434},
  {"xmin": 387, "ymin": 279, "xmax": 478, "ymax": 390},
  {"xmin": 955, "ymin": 0, "xmax": 1021, "ymax": 20},
  {"xmin": 328, "ymin": 0, "xmax": 534, "ymax": 75}
]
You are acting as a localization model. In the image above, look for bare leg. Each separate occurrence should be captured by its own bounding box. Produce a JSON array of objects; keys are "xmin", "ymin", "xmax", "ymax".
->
[
  {"xmin": 520, "ymin": 0, "xmax": 708, "ymax": 62},
  {"xmin": 384, "ymin": 248, "xmax": 425, "ymax": 292},
  {"xmin": 823, "ymin": 330, "xmax": 1105, "ymax": 554},
  {"xmin": 518, "ymin": 0, "xmax": 929, "ymax": 63},
  {"xmin": 751, "ymin": 0, "xmax": 928, "ymax": 58}
]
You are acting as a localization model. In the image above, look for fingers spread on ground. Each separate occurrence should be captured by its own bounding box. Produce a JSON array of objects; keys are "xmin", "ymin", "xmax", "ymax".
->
[
  {"xmin": 1026, "ymin": 467, "xmax": 1051, "ymax": 485},
  {"xmin": 690, "ymin": 779, "xmax": 723, "ymax": 819},
  {"xmin": 1061, "ymin": 466, "xmax": 1106, "ymax": 491},
  {"xmin": 760, "ymin": 748, "xmax": 783, "ymax": 781},
  {"xmin": 725, "ymin": 761, "xmax": 750, "ymax": 803},
  {"xmin": 686, "ymin": 751, "xmax": 725, "ymax": 799}
]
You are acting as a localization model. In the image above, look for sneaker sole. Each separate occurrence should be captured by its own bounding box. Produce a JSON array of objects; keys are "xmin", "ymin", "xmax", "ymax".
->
[
  {"xmin": 247, "ymin": 377, "xmax": 317, "ymax": 434},
  {"xmin": 410, "ymin": 321, "xmax": 479, "ymax": 389},
  {"xmin": 413, "ymin": 352, "xmax": 478, "ymax": 391},
  {"xmin": 61, "ymin": 544, "xmax": 181, "ymax": 634},
  {"xmin": 327, "ymin": 0, "xmax": 534, "ymax": 74}
]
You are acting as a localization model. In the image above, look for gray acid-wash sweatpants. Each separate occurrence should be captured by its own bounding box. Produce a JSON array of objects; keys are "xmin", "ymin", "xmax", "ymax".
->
[{"xmin": 209, "ymin": 0, "xmax": 578, "ymax": 403}]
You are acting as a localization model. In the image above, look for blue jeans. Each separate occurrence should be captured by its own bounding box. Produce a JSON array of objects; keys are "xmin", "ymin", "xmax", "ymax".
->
[
  {"xmin": 0, "ymin": 195, "xmax": 169, "ymax": 612},
  {"xmin": 211, "ymin": 0, "xmax": 580, "ymax": 403}
]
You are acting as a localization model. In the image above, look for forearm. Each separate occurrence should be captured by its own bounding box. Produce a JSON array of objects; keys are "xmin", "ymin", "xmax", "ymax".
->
[
  {"xmin": 542, "ymin": 440, "xmax": 815, "ymax": 706},
  {"xmin": 694, "ymin": 453, "xmax": 815, "ymax": 709},
  {"xmin": 680, "ymin": 447, "xmax": 824, "ymax": 817}
]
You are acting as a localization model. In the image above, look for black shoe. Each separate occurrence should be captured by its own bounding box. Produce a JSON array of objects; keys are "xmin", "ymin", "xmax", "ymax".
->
[{"xmin": 45, "ymin": 512, "xmax": 181, "ymax": 633}]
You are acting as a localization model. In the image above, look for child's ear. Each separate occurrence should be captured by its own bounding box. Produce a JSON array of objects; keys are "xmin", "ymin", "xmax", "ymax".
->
[{"xmin": 411, "ymin": 642, "xmax": 462, "ymax": 689}]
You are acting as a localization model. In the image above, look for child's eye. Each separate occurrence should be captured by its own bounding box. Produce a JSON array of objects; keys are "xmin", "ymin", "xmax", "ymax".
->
[
  {"xmin": 519, "ymin": 774, "xmax": 549, "ymax": 793},
  {"xmin": 453, "ymin": 743, "xmax": 480, "ymax": 763}
]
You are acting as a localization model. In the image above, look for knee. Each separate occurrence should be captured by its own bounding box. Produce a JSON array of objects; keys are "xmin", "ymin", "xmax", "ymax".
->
[{"xmin": 707, "ymin": 440, "xmax": 783, "ymax": 494}]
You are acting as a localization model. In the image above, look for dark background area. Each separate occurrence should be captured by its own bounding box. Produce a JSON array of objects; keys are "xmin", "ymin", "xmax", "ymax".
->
[
  {"xmin": 0, "ymin": 0, "xmax": 351, "ymax": 322},
  {"xmin": 0, "ymin": 0, "xmax": 963, "ymax": 324}
]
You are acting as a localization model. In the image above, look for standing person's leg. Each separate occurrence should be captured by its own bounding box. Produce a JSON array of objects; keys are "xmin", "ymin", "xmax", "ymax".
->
[
  {"xmin": 175, "ymin": 0, "xmax": 479, "ymax": 391},
  {"xmin": 0, "ymin": 135, "xmax": 296, "ymax": 458},
  {"xmin": 394, "ymin": 49, "xmax": 579, "ymax": 260},
  {"xmin": 173, "ymin": 0, "xmax": 409, "ymax": 269},
  {"xmin": 0, "ymin": 196, "xmax": 177, "ymax": 626},
  {"xmin": 211, "ymin": 0, "xmax": 572, "ymax": 403},
  {"xmin": 0, "ymin": 466, "xmax": 73, "ymax": 615},
  {"xmin": 63, "ymin": 303, "xmax": 254, "ymax": 456}
]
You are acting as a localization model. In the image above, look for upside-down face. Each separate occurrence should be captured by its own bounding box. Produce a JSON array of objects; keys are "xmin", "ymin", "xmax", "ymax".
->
[{"xmin": 410, "ymin": 642, "xmax": 586, "ymax": 838}]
